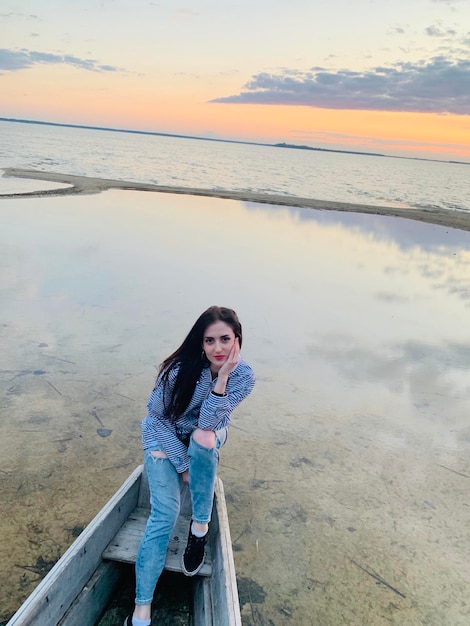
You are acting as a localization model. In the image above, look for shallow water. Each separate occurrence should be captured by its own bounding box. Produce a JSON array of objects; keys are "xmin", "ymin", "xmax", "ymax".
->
[{"xmin": 1, "ymin": 191, "xmax": 470, "ymax": 624}]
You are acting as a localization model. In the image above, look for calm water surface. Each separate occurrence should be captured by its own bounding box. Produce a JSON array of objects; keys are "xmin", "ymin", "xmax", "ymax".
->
[
  {"xmin": 1, "ymin": 190, "xmax": 470, "ymax": 624},
  {"xmin": 1, "ymin": 119, "xmax": 469, "ymax": 213}
]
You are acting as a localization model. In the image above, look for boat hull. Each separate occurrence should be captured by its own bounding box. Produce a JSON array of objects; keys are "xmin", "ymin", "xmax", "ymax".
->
[{"xmin": 6, "ymin": 466, "xmax": 241, "ymax": 626}]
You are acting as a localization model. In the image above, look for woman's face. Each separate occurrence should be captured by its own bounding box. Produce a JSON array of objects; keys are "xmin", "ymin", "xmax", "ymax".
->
[{"xmin": 202, "ymin": 320, "xmax": 236, "ymax": 373}]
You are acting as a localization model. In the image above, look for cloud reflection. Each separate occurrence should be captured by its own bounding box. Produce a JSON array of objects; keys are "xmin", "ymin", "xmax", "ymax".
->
[
  {"xmin": 243, "ymin": 200, "xmax": 470, "ymax": 253},
  {"xmin": 308, "ymin": 335, "xmax": 469, "ymax": 416}
]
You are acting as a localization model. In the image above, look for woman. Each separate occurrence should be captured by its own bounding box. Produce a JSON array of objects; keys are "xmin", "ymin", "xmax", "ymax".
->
[{"xmin": 126, "ymin": 306, "xmax": 255, "ymax": 626}]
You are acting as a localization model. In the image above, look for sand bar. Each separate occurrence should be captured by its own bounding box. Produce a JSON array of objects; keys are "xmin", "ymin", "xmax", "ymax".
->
[{"xmin": 2, "ymin": 167, "xmax": 470, "ymax": 232}]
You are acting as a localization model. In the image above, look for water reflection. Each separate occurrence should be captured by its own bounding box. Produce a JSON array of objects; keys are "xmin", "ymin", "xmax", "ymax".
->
[
  {"xmin": 0, "ymin": 174, "xmax": 70, "ymax": 194},
  {"xmin": 1, "ymin": 190, "xmax": 470, "ymax": 624},
  {"xmin": 244, "ymin": 200, "xmax": 470, "ymax": 252}
]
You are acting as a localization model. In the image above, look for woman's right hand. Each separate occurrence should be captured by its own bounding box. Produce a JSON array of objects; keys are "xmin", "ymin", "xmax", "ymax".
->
[{"xmin": 181, "ymin": 469, "xmax": 190, "ymax": 484}]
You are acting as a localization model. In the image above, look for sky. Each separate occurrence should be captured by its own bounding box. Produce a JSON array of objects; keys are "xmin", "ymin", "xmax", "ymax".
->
[{"xmin": 1, "ymin": 0, "xmax": 470, "ymax": 160}]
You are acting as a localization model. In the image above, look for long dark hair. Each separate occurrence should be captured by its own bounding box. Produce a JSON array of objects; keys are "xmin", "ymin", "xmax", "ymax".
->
[{"xmin": 158, "ymin": 306, "xmax": 243, "ymax": 422}]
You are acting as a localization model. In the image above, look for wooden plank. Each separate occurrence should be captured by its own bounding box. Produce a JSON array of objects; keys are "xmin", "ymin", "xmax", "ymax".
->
[
  {"xmin": 6, "ymin": 466, "xmax": 143, "ymax": 626},
  {"xmin": 137, "ymin": 466, "xmax": 149, "ymax": 508},
  {"xmin": 206, "ymin": 479, "xmax": 242, "ymax": 626},
  {"xmin": 180, "ymin": 482, "xmax": 192, "ymax": 516},
  {"xmin": 102, "ymin": 508, "xmax": 212, "ymax": 576},
  {"xmin": 192, "ymin": 577, "xmax": 212, "ymax": 626},
  {"xmin": 57, "ymin": 561, "xmax": 122, "ymax": 626}
]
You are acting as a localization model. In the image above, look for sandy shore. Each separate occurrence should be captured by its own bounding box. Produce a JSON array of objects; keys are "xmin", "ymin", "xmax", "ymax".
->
[{"xmin": 3, "ymin": 167, "xmax": 470, "ymax": 232}]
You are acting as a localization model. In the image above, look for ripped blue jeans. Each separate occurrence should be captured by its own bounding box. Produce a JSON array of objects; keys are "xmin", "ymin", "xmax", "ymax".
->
[{"xmin": 135, "ymin": 428, "xmax": 227, "ymax": 605}]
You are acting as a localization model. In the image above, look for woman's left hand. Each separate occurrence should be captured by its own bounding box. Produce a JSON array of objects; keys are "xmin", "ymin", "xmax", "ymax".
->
[{"xmin": 218, "ymin": 337, "xmax": 240, "ymax": 378}]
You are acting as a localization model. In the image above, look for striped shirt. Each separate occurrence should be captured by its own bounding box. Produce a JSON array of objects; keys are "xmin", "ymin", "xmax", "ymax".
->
[{"xmin": 141, "ymin": 358, "xmax": 255, "ymax": 473}]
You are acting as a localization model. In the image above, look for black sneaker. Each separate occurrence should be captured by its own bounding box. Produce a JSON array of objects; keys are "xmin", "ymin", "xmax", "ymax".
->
[{"xmin": 182, "ymin": 526, "xmax": 207, "ymax": 576}]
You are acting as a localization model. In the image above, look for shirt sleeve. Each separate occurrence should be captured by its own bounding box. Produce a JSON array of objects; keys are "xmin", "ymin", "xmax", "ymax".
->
[
  {"xmin": 146, "ymin": 368, "xmax": 191, "ymax": 473},
  {"xmin": 144, "ymin": 361, "xmax": 256, "ymax": 473},
  {"xmin": 198, "ymin": 362, "xmax": 256, "ymax": 431}
]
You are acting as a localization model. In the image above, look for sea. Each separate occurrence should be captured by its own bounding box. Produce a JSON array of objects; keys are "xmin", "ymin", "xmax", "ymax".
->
[{"xmin": 1, "ymin": 119, "xmax": 469, "ymax": 213}]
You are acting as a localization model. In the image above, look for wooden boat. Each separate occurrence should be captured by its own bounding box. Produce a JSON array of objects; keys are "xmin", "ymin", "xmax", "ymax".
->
[{"xmin": 6, "ymin": 465, "xmax": 241, "ymax": 626}]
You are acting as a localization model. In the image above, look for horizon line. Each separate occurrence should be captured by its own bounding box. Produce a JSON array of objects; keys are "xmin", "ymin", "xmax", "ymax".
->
[{"xmin": 1, "ymin": 117, "xmax": 469, "ymax": 166}]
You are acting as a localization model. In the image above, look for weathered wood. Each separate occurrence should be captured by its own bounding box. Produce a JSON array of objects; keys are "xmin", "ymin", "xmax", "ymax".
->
[
  {"xmin": 6, "ymin": 467, "xmax": 242, "ymax": 626},
  {"xmin": 192, "ymin": 577, "xmax": 212, "ymax": 626},
  {"xmin": 180, "ymin": 481, "xmax": 192, "ymax": 515},
  {"xmin": 57, "ymin": 561, "xmax": 122, "ymax": 626},
  {"xmin": 102, "ymin": 507, "xmax": 212, "ymax": 576},
  {"xmin": 137, "ymin": 466, "xmax": 149, "ymax": 508},
  {"xmin": 207, "ymin": 479, "xmax": 242, "ymax": 626},
  {"xmin": 6, "ymin": 466, "xmax": 143, "ymax": 626}
]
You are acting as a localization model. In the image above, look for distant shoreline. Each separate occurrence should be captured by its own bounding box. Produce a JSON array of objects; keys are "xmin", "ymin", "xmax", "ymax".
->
[
  {"xmin": 2, "ymin": 167, "xmax": 470, "ymax": 233},
  {"xmin": 1, "ymin": 117, "xmax": 469, "ymax": 167}
]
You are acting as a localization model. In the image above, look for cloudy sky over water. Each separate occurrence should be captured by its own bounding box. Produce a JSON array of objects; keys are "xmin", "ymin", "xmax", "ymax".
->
[{"xmin": 1, "ymin": 0, "xmax": 469, "ymax": 160}]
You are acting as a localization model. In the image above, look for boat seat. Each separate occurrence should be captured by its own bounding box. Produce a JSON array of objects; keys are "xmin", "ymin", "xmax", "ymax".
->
[{"xmin": 102, "ymin": 475, "xmax": 213, "ymax": 577}]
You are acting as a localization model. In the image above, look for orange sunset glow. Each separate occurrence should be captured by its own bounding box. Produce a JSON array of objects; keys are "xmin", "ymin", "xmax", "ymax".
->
[{"xmin": 1, "ymin": 1, "xmax": 470, "ymax": 161}]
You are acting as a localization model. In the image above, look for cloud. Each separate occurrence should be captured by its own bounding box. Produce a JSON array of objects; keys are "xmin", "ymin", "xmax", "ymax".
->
[
  {"xmin": 430, "ymin": 0, "xmax": 465, "ymax": 5},
  {"xmin": 0, "ymin": 12, "xmax": 39, "ymax": 19},
  {"xmin": 172, "ymin": 8, "xmax": 201, "ymax": 17},
  {"xmin": 390, "ymin": 26, "xmax": 406, "ymax": 35},
  {"xmin": 425, "ymin": 24, "xmax": 458, "ymax": 37},
  {"xmin": 210, "ymin": 57, "xmax": 470, "ymax": 115},
  {"xmin": 0, "ymin": 48, "xmax": 120, "ymax": 72}
]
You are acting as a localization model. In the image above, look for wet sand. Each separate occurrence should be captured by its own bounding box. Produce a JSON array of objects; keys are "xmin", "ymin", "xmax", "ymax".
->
[{"xmin": 3, "ymin": 167, "xmax": 470, "ymax": 232}]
